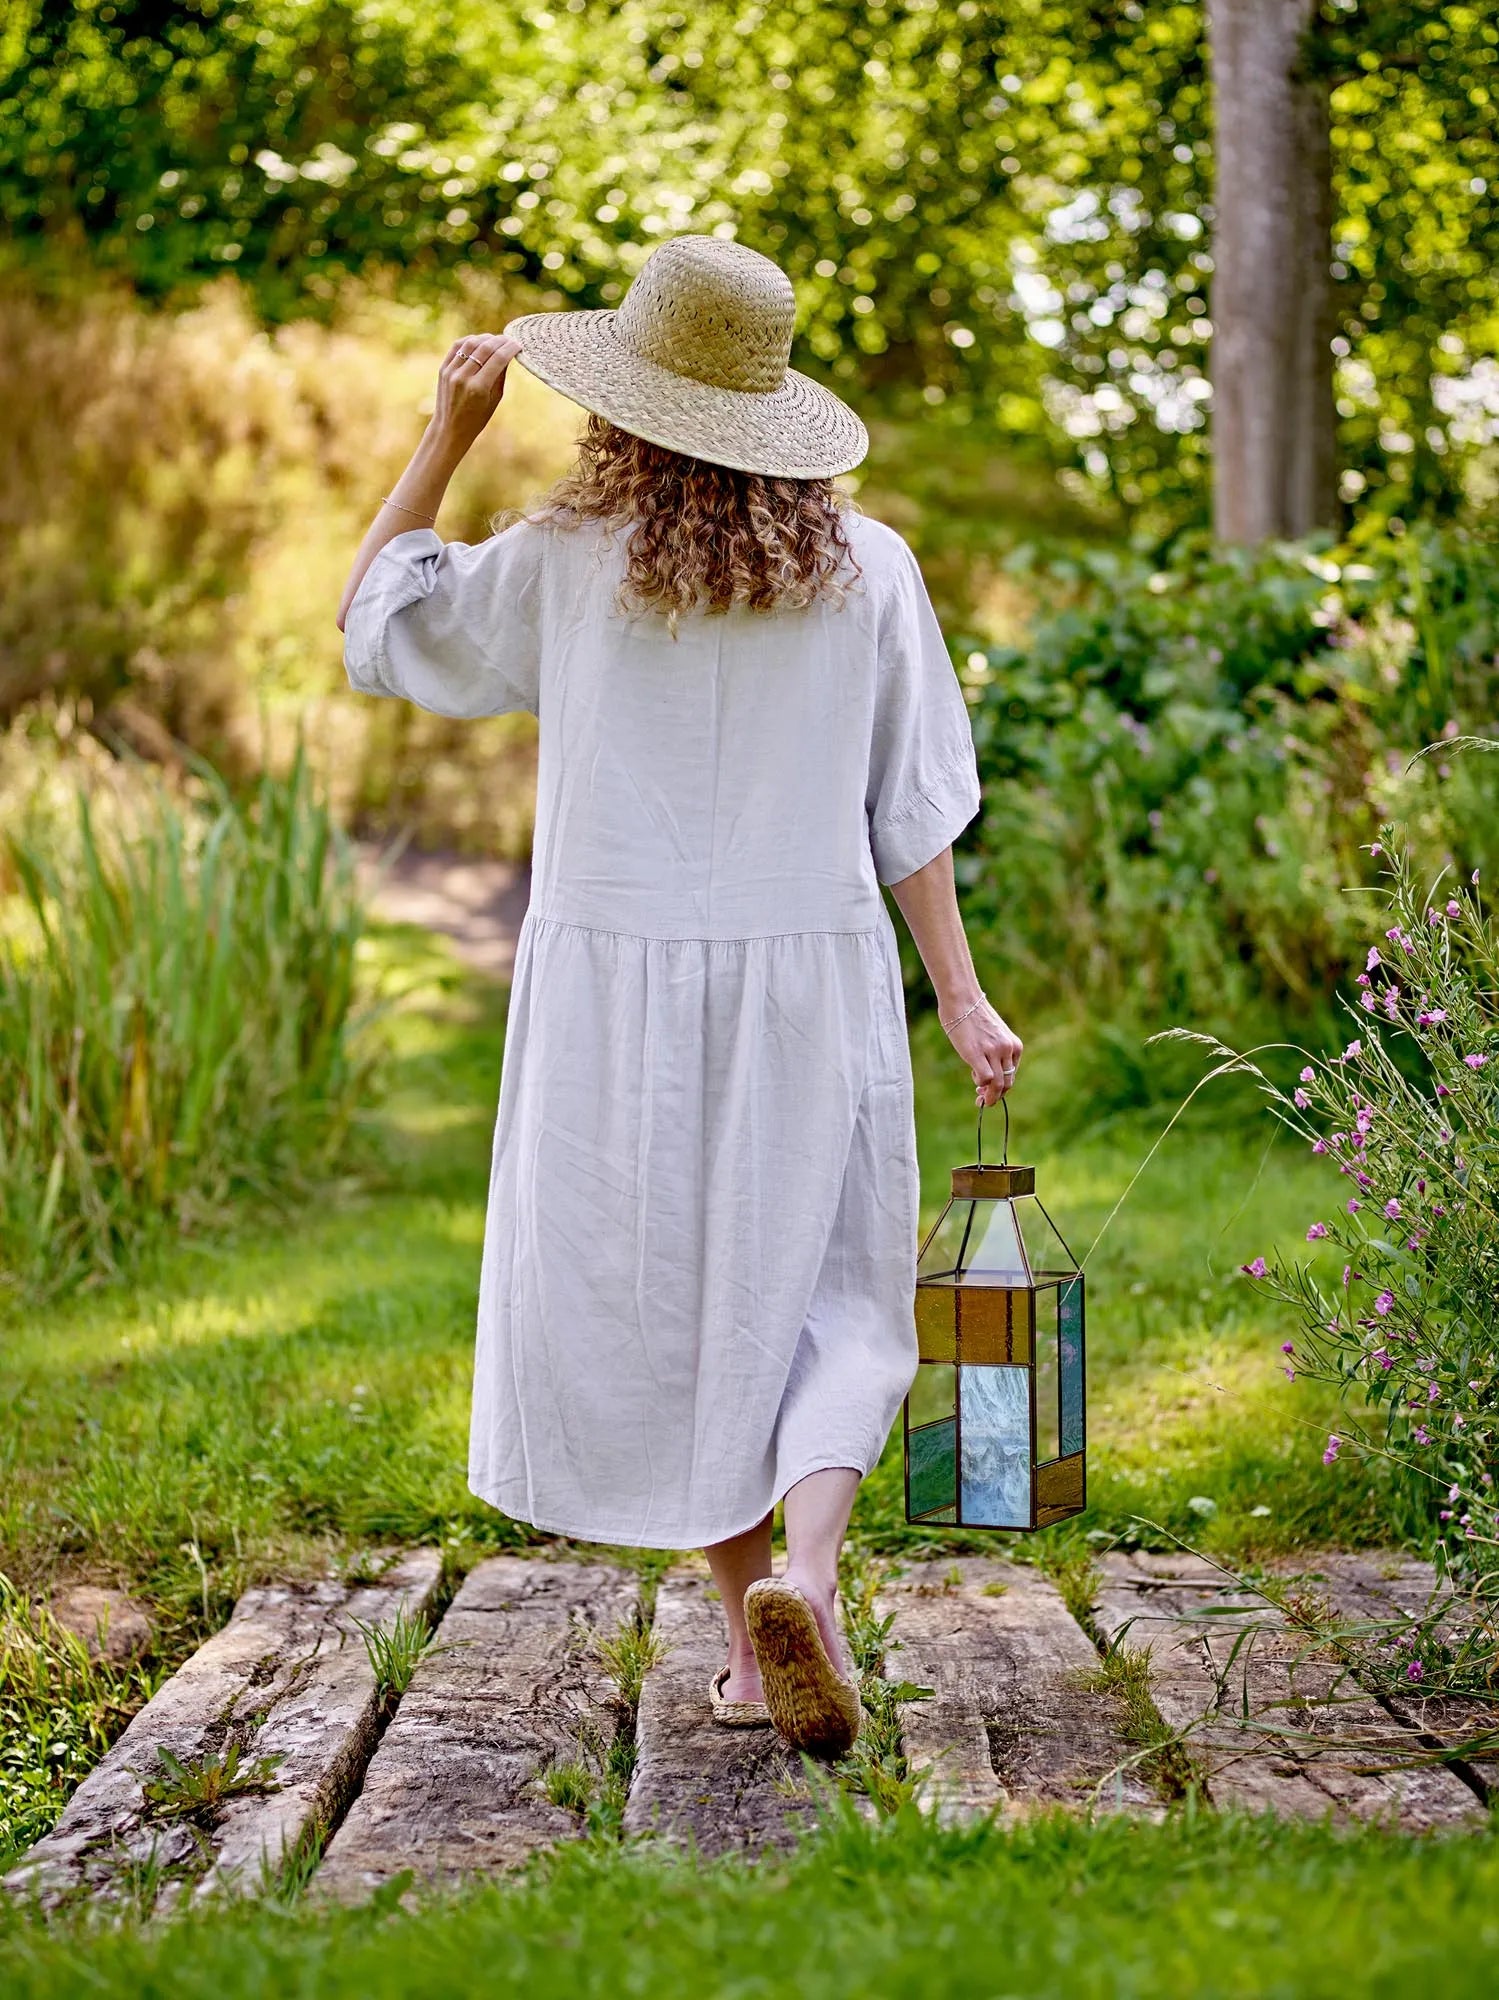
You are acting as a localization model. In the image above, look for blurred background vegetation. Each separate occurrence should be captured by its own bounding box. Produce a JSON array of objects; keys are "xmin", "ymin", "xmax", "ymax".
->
[{"xmin": 0, "ymin": 0, "xmax": 1495, "ymax": 1269}]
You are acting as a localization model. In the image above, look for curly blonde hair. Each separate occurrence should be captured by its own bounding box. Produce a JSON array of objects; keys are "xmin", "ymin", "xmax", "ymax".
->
[{"xmin": 511, "ymin": 415, "xmax": 862, "ymax": 629}]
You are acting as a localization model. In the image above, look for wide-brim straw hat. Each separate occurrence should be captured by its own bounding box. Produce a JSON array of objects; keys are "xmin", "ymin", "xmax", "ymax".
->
[{"xmin": 504, "ymin": 236, "xmax": 868, "ymax": 481}]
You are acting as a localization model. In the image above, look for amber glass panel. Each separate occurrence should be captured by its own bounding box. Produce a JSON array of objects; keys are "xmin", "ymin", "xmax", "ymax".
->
[
  {"xmin": 1036, "ymin": 1451, "xmax": 1085, "ymax": 1524},
  {"xmin": 914, "ymin": 1283, "xmax": 957, "ymax": 1363},
  {"xmin": 956, "ymin": 1284, "xmax": 1032, "ymax": 1364}
]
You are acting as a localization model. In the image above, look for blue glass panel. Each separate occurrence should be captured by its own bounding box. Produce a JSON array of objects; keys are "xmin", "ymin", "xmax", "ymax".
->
[
  {"xmin": 959, "ymin": 1364, "xmax": 1031, "ymax": 1527},
  {"xmin": 1059, "ymin": 1278, "xmax": 1085, "ymax": 1456},
  {"xmin": 908, "ymin": 1418, "xmax": 957, "ymax": 1518}
]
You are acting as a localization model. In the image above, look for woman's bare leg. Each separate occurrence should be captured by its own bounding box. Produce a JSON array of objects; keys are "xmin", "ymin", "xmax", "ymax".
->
[
  {"xmin": 781, "ymin": 1466, "xmax": 861, "ymax": 1677},
  {"xmin": 704, "ymin": 1511, "xmax": 774, "ymax": 1701}
]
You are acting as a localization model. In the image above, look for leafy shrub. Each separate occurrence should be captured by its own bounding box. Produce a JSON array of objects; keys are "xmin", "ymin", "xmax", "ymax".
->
[
  {"xmin": 950, "ymin": 527, "xmax": 1499, "ymax": 1028},
  {"xmin": 0, "ymin": 742, "xmax": 376, "ymax": 1296},
  {"xmin": 1228, "ymin": 825, "xmax": 1498, "ymax": 1581}
]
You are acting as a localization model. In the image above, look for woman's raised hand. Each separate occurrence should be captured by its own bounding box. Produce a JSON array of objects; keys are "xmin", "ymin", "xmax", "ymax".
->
[
  {"xmin": 431, "ymin": 332, "xmax": 523, "ymax": 453},
  {"xmin": 944, "ymin": 998, "xmax": 1023, "ymax": 1107}
]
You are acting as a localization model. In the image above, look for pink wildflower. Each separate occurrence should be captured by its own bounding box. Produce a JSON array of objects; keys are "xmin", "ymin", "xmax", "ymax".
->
[
  {"xmin": 1241, "ymin": 1257, "xmax": 1267, "ymax": 1278},
  {"xmin": 1417, "ymin": 1009, "xmax": 1447, "ymax": 1026},
  {"xmin": 1293, "ymin": 1088, "xmax": 1311, "ymax": 1108},
  {"xmin": 1446, "ymin": 899, "xmax": 1461, "ymax": 918},
  {"xmin": 1306, "ymin": 1222, "xmax": 1328, "ymax": 1241},
  {"xmin": 1463, "ymin": 1053, "xmax": 1488, "ymax": 1069},
  {"xmin": 1413, "ymin": 1426, "xmax": 1431, "ymax": 1445},
  {"xmin": 1359, "ymin": 991, "xmax": 1376, "ymax": 1013},
  {"xmin": 1323, "ymin": 1435, "xmax": 1341, "ymax": 1465},
  {"xmin": 1342, "ymin": 1040, "xmax": 1362, "ymax": 1062},
  {"xmin": 1366, "ymin": 946, "xmax": 1381, "ymax": 971},
  {"xmin": 1347, "ymin": 1199, "xmax": 1362, "ymax": 1214},
  {"xmin": 1281, "ymin": 1341, "xmax": 1295, "ymax": 1355},
  {"xmin": 1384, "ymin": 1199, "xmax": 1401, "ymax": 1220},
  {"xmin": 1300, "ymin": 1065, "xmax": 1316, "ymax": 1084},
  {"xmin": 1407, "ymin": 1660, "xmax": 1424, "ymax": 1682},
  {"xmin": 1311, "ymin": 1139, "xmax": 1328, "ymax": 1155},
  {"xmin": 1374, "ymin": 1290, "xmax": 1396, "ymax": 1315},
  {"xmin": 1373, "ymin": 1348, "xmax": 1393, "ymax": 1371}
]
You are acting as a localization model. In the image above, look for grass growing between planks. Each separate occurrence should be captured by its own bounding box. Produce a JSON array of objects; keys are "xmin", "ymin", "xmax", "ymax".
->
[
  {"xmin": 4, "ymin": 1803, "xmax": 1499, "ymax": 1997},
  {"xmin": 0, "ymin": 928, "xmax": 1412, "ymax": 1863}
]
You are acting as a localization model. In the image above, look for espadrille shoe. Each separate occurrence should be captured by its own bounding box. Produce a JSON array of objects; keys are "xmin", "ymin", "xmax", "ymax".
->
[
  {"xmin": 743, "ymin": 1577, "xmax": 861, "ymax": 1760},
  {"xmin": 707, "ymin": 1666, "xmax": 772, "ymax": 1729}
]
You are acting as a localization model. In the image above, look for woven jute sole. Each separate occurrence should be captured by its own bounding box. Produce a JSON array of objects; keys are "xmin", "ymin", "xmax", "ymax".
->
[
  {"xmin": 708, "ymin": 1666, "xmax": 772, "ymax": 1729},
  {"xmin": 743, "ymin": 1578, "xmax": 861, "ymax": 1760}
]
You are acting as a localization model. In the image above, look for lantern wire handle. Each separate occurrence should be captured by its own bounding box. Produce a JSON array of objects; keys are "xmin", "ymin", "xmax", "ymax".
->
[{"xmin": 975, "ymin": 1097, "xmax": 1010, "ymax": 1167}]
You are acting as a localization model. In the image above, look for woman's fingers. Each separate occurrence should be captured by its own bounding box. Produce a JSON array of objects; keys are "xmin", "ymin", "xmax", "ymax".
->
[{"xmin": 946, "ymin": 1005, "xmax": 1023, "ymax": 1106}]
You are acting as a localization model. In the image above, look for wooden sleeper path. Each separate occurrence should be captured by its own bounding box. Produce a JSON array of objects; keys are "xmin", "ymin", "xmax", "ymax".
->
[{"xmin": 5, "ymin": 1549, "xmax": 1491, "ymax": 1910}]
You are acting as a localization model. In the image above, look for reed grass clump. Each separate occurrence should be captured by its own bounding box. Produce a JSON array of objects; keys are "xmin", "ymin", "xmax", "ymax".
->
[{"xmin": 0, "ymin": 744, "xmax": 376, "ymax": 1296}]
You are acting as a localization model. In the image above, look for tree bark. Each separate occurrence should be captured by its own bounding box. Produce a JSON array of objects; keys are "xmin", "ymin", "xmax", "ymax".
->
[{"xmin": 1207, "ymin": 0, "xmax": 1338, "ymax": 542}]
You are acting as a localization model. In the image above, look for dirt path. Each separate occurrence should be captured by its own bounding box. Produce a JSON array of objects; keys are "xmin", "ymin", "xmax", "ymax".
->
[{"xmin": 354, "ymin": 842, "xmax": 530, "ymax": 983}]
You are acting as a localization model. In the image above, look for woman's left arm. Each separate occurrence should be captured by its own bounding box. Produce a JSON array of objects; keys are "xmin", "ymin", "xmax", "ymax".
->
[{"xmin": 336, "ymin": 331, "xmax": 523, "ymax": 631}]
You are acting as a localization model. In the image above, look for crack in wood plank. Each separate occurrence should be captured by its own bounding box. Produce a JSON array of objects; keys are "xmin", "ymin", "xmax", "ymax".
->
[
  {"xmin": 1278, "ymin": 1552, "xmax": 1496, "ymax": 1804},
  {"xmin": 1093, "ymin": 1553, "xmax": 1483, "ymax": 1826},
  {"xmin": 877, "ymin": 1559, "xmax": 1154, "ymax": 1821},
  {"xmin": 313, "ymin": 1556, "xmax": 637, "ymax": 1900}
]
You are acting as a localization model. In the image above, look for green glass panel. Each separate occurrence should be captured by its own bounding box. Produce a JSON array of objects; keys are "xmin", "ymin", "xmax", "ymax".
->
[
  {"xmin": 908, "ymin": 1417, "xmax": 957, "ymax": 1519},
  {"xmin": 1060, "ymin": 1277, "xmax": 1085, "ymax": 1456}
]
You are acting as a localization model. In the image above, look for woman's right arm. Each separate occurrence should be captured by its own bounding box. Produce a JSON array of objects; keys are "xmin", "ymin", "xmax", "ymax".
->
[{"xmin": 887, "ymin": 845, "xmax": 1023, "ymax": 1107}]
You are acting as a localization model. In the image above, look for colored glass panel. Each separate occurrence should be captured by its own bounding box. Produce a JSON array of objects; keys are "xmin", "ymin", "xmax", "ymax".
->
[
  {"xmin": 908, "ymin": 1417, "xmax": 957, "ymax": 1519},
  {"xmin": 1059, "ymin": 1277, "xmax": 1085, "ymax": 1456},
  {"xmin": 958, "ymin": 1364, "xmax": 1031, "ymax": 1528},
  {"xmin": 1033, "ymin": 1284, "xmax": 1061, "ymax": 1465}
]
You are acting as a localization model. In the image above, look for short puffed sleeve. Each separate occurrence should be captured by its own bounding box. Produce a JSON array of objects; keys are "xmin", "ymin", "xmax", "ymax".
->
[
  {"xmin": 864, "ymin": 533, "xmax": 982, "ymax": 886},
  {"xmin": 343, "ymin": 522, "xmax": 544, "ymax": 719}
]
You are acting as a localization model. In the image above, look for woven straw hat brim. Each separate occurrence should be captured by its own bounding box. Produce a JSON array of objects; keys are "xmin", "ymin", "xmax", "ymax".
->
[{"xmin": 505, "ymin": 307, "xmax": 868, "ymax": 481}]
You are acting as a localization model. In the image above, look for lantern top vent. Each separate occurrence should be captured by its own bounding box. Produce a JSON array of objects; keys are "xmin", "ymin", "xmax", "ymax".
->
[{"xmin": 951, "ymin": 1163, "xmax": 1035, "ymax": 1199}]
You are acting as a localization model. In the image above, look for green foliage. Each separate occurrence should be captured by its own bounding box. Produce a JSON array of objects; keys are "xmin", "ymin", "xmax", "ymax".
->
[
  {"xmin": 4, "ymin": 3, "xmax": 1496, "ymax": 516},
  {"xmin": 1233, "ymin": 828, "xmax": 1499, "ymax": 1578},
  {"xmin": 352, "ymin": 1602, "xmax": 433, "ymax": 1707},
  {"xmin": 0, "ymin": 1577, "xmax": 161, "ymax": 1862},
  {"xmin": 0, "ymin": 744, "xmax": 376, "ymax": 1294},
  {"xmin": 137, "ymin": 1741, "xmax": 285, "ymax": 1822},
  {"xmin": 950, "ymin": 522, "xmax": 1499, "ymax": 1025}
]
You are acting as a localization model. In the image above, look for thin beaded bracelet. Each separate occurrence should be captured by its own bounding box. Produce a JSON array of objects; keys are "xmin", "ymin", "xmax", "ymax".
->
[
  {"xmin": 939, "ymin": 992, "xmax": 987, "ymax": 1035},
  {"xmin": 381, "ymin": 495, "xmax": 437, "ymax": 523}
]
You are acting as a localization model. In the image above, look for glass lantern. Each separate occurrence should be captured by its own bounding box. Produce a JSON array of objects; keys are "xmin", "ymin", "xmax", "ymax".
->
[{"xmin": 905, "ymin": 1108, "xmax": 1086, "ymax": 1532}]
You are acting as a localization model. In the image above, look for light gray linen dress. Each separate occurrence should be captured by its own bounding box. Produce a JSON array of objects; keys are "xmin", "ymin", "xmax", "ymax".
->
[{"xmin": 343, "ymin": 508, "xmax": 981, "ymax": 1548}]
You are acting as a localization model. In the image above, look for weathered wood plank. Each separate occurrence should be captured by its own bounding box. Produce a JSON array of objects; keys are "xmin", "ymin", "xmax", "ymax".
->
[
  {"xmin": 1284, "ymin": 1552, "xmax": 1496, "ymax": 1803},
  {"xmin": 877, "ymin": 1559, "xmax": 1152, "ymax": 1820},
  {"xmin": 624, "ymin": 1573, "xmax": 814, "ymax": 1853},
  {"xmin": 314, "ymin": 1556, "xmax": 637, "ymax": 1899},
  {"xmin": 1094, "ymin": 1553, "xmax": 1483, "ymax": 1826},
  {"xmin": 3, "ymin": 1550, "xmax": 442, "ymax": 1911}
]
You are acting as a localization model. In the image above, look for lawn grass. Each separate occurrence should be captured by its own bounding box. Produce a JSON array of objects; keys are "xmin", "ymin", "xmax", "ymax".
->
[
  {"xmin": 0, "ymin": 922, "xmax": 1413, "ymax": 1867},
  {"xmin": 4, "ymin": 1802, "xmax": 1498, "ymax": 1997}
]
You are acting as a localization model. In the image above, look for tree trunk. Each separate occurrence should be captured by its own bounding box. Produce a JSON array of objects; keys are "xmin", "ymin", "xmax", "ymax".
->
[{"xmin": 1206, "ymin": 0, "xmax": 1338, "ymax": 542}]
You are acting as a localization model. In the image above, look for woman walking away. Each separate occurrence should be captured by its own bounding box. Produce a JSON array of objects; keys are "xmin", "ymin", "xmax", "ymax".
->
[{"xmin": 338, "ymin": 237, "xmax": 1022, "ymax": 1759}]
